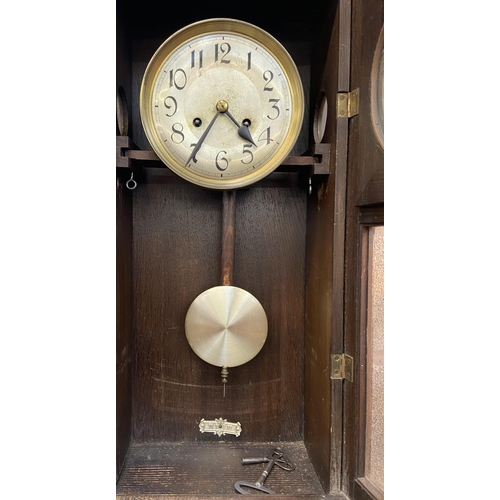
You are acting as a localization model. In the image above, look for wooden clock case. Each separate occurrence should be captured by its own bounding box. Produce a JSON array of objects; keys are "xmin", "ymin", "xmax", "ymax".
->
[{"xmin": 116, "ymin": 0, "xmax": 384, "ymax": 498}]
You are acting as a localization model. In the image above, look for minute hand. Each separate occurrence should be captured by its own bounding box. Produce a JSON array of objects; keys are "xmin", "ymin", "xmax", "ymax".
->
[
  {"xmin": 185, "ymin": 110, "xmax": 220, "ymax": 166},
  {"xmin": 224, "ymin": 110, "xmax": 257, "ymax": 147}
]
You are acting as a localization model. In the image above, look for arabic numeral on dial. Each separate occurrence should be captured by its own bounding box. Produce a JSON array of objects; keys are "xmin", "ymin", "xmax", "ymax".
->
[
  {"xmin": 241, "ymin": 144, "xmax": 254, "ymax": 165},
  {"xmin": 171, "ymin": 123, "xmax": 185, "ymax": 144},
  {"xmin": 191, "ymin": 49, "xmax": 203, "ymax": 69},
  {"xmin": 267, "ymin": 98, "xmax": 280, "ymax": 120},
  {"xmin": 214, "ymin": 43, "xmax": 231, "ymax": 64},
  {"xmin": 258, "ymin": 127, "xmax": 273, "ymax": 145},
  {"xmin": 169, "ymin": 68, "xmax": 187, "ymax": 90},
  {"xmin": 164, "ymin": 96, "xmax": 177, "ymax": 117},
  {"xmin": 263, "ymin": 70, "xmax": 274, "ymax": 91},
  {"xmin": 215, "ymin": 150, "xmax": 228, "ymax": 171},
  {"xmin": 188, "ymin": 143, "xmax": 198, "ymax": 163}
]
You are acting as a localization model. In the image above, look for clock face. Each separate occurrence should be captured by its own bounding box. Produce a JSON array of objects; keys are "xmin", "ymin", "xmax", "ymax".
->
[{"xmin": 140, "ymin": 19, "xmax": 304, "ymax": 189}]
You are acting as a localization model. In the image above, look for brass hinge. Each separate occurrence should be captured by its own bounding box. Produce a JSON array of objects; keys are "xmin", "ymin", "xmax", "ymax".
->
[
  {"xmin": 337, "ymin": 88, "xmax": 359, "ymax": 118},
  {"xmin": 330, "ymin": 353, "xmax": 354, "ymax": 382}
]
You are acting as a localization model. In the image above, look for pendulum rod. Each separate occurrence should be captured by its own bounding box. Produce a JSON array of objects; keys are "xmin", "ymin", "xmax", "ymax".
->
[
  {"xmin": 220, "ymin": 190, "xmax": 236, "ymax": 396},
  {"xmin": 221, "ymin": 190, "xmax": 236, "ymax": 286}
]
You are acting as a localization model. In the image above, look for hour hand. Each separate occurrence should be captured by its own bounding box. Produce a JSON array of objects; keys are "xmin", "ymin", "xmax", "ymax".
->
[{"xmin": 224, "ymin": 110, "xmax": 256, "ymax": 147}]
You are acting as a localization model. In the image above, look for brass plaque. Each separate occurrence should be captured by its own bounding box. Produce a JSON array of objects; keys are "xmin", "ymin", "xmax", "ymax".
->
[{"xmin": 199, "ymin": 418, "xmax": 242, "ymax": 437}]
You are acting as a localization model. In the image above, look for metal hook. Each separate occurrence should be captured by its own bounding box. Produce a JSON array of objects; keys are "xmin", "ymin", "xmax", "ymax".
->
[{"xmin": 126, "ymin": 172, "xmax": 137, "ymax": 190}]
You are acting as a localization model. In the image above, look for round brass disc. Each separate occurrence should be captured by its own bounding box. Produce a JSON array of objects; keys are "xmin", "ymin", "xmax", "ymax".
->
[{"xmin": 185, "ymin": 286, "xmax": 268, "ymax": 368}]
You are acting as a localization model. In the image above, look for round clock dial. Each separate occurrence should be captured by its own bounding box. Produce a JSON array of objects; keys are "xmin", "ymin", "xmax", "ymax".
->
[{"xmin": 140, "ymin": 18, "xmax": 304, "ymax": 189}]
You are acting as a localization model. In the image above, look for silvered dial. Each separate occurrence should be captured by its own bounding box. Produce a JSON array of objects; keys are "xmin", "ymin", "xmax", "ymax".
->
[{"xmin": 140, "ymin": 19, "xmax": 304, "ymax": 189}]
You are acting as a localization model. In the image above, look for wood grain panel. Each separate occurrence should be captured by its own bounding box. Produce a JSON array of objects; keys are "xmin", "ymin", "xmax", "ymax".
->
[
  {"xmin": 304, "ymin": 0, "xmax": 345, "ymax": 493},
  {"xmin": 304, "ymin": 168, "xmax": 335, "ymax": 491},
  {"xmin": 329, "ymin": 0, "xmax": 352, "ymax": 493},
  {"xmin": 132, "ymin": 182, "xmax": 221, "ymax": 442},
  {"xmin": 116, "ymin": 6, "xmax": 135, "ymax": 477},
  {"xmin": 132, "ymin": 174, "xmax": 306, "ymax": 443},
  {"xmin": 117, "ymin": 174, "xmax": 134, "ymax": 478},
  {"xmin": 117, "ymin": 441, "xmax": 325, "ymax": 497},
  {"xmin": 234, "ymin": 174, "xmax": 306, "ymax": 440},
  {"xmin": 350, "ymin": 0, "xmax": 384, "ymax": 208}
]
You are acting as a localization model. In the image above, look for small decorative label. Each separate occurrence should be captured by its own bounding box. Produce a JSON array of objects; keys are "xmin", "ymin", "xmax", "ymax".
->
[{"xmin": 199, "ymin": 418, "xmax": 242, "ymax": 437}]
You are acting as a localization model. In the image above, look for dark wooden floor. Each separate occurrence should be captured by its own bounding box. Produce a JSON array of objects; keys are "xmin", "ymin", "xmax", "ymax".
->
[{"xmin": 116, "ymin": 441, "xmax": 347, "ymax": 499}]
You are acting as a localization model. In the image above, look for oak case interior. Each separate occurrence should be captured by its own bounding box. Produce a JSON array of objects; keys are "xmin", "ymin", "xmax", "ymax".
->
[{"xmin": 116, "ymin": 0, "xmax": 383, "ymax": 498}]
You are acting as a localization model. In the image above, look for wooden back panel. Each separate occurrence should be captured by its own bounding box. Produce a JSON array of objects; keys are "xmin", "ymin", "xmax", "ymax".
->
[{"xmin": 132, "ymin": 173, "xmax": 306, "ymax": 442}]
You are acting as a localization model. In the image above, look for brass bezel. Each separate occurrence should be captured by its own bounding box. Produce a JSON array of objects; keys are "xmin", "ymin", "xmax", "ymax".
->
[{"xmin": 140, "ymin": 18, "xmax": 304, "ymax": 190}]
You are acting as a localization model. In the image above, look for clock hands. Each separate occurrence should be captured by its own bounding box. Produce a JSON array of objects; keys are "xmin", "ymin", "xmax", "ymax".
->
[
  {"xmin": 186, "ymin": 101, "xmax": 256, "ymax": 167},
  {"xmin": 224, "ymin": 110, "xmax": 257, "ymax": 147}
]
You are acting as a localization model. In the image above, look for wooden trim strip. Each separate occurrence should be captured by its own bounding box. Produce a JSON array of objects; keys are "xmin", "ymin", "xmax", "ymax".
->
[
  {"xmin": 330, "ymin": 0, "xmax": 352, "ymax": 492},
  {"xmin": 354, "ymin": 477, "xmax": 384, "ymax": 500}
]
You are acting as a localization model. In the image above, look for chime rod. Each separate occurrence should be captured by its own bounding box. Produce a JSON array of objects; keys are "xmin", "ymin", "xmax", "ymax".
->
[{"xmin": 220, "ymin": 190, "xmax": 236, "ymax": 287}]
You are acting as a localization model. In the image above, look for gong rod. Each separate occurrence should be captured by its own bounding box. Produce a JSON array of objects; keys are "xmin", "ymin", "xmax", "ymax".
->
[{"xmin": 220, "ymin": 190, "xmax": 236, "ymax": 286}]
